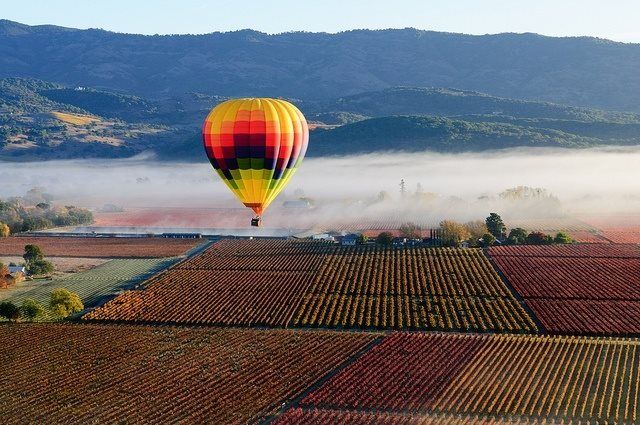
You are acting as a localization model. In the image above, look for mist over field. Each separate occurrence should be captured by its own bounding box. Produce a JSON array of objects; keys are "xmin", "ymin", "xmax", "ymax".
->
[{"xmin": 2, "ymin": 146, "xmax": 639, "ymax": 229}]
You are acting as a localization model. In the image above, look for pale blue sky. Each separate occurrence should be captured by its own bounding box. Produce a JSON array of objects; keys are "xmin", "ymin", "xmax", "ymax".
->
[{"xmin": 3, "ymin": 0, "xmax": 640, "ymax": 42}]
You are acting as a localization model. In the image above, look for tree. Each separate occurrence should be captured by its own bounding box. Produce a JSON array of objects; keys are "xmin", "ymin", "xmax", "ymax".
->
[
  {"xmin": 554, "ymin": 232, "xmax": 573, "ymax": 244},
  {"xmin": 479, "ymin": 233, "xmax": 496, "ymax": 247},
  {"xmin": 23, "ymin": 244, "xmax": 44, "ymax": 263},
  {"xmin": 526, "ymin": 231, "xmax": 553, "ymax": 245},
  {"xmin": 507, "ymin": 228, "xmax": 528, "ymax": 245},
  {"xmin": 399, "ymin": 222, "xmax": 421, "ymax": 239},
  {"xmin": 356, "ymin": 234, "xmax": 368, "ymax": 245},
  {"xmin": 0, "ymin": 301, "xmax": 21, "ymax": 322},
  {"xmin": 464, "ymin": 220, "xmax": 488, "ymax": 246},
  {"xmin": 50, "ymin": 288, "xmax": 84, "ymax": 318},
  {"xmin": 0, "ymin": 222, "xmax": 9, "ymax": 237},
  {"xmin": 439, "ymin": 220, "xmax": 471, "ymax": 247},
  {"xmin": 486, "ymin": 213, "xmax": 506, "ymax": 239},
  {"xmin": 399, "ymin": 179, "xmax": 407, "ymax": 196},
  {"xmin": 23, "ymin": 244, "xmax": 54, "ymax": 276},
  {"xmin": 376, "ymin": 232, "xmax": 394, "ymax": 246},
  {"xmin": 20, "ymin": 299, "xmax": 45, "ymax": 321}
]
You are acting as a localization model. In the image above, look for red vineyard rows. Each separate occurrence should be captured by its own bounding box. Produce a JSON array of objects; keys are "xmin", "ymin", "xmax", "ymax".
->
[
  {"xmin": 0, "ymin": 324, "xmax": 375, "ymax": 424},
  {"xmin": 0, "ymin": 236, "xmax": 203, "ymax": 258},
  {"xmin": 273, "ymin": 408, "xmax": 515, "ymax": 424},
  {"xmin": 293, "ymin": 333, "xmax": 640, "ymax": 424},
  {"xmin": 86, "ymin": 240, "xmax": 537, "ymax": 332},
  {"xmin": 490, "ymin": 244, "xmax": 640, "ymax": 335}
]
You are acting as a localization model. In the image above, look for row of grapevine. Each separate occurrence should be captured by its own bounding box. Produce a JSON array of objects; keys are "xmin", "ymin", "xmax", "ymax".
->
[
  {"xmin": 292, "ymin": 294, "xmax": 534, "ymax": 332},
  {"xmin": 304, "ymin": 246, "xmax": 512, "ymax": 297},
  {"xmin": 0, "ymin": 236, "xmax": 204, "ymax": 258},
  {"xmin": 6, "ymin": 258, "xmax": 177, "ymax": 308},
  {"xmin": 301, "ymin": 333, "xmax": 484, "ymax": 411},
  {"xmin": 431, "ymin": 335, "xmax": 640, "ymax": 423},
  {"xmin": 292, "ymin": 246, "xmax": 536, "ymax": 332},
  {"xmin": 490, "ymin": 245, "xmax": 640, "ymax": 334},
  {"xmin": 0, "ymin": 323, "xmax": 375, "ymax": 424},
  {"xmin": 84, "ymin": 269, "xmax": 317, "ymax": 326},
  {"xmin": 601, "ymin": 229, "xmax": 640, "ymax": 244},
  {"xmin": 527, "ymin": 299, "xmax": 640, "ymax": 334},
  {"xmin": 492, "ymin": 256, "xmax": 640, "ymax": 300},
  {"xmin": 489, "ymin": 244, "xmax": 640, "ymax": 258},
  {"xmin": 294, "ymin": 332, "xmax": 640, "ymax": 424},
  {"xmin": 179, "ymin": 238, "xmax": 333, "ymax": 271},
  {"xmin": 86, "ymin": 242, "xmax": 537, "ymax": 332},
  {"xmin": 273, "ymin": 408, "xmax": 521, "ymax": 424}
]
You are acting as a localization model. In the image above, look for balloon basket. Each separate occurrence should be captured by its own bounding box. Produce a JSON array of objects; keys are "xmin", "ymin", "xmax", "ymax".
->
[{"xmin": 251, "ymin": 217, "xmax": 262, "ymax": 227}]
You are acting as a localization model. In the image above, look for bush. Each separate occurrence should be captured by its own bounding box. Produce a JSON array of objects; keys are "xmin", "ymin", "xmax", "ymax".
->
[
  {"xmin": 479, "ymin": 233, "xmax": 496, "ymax": 247},
  {"xmin": 0, "ymin": 222, "xmax": 9, "ymax": 237},
  {"xmin": 50, "ymin": 288, "xmax": 84, "ymax": 318},
  {"xmin": 376, "ymin": 232, "xmax": 394, "ymax": 245},
  {"xmin": 399, "ymin": 222, "xmax": 421, "ymax": 239},
  {"xmin": 27, "ymin": 259, "xmax": 54, "ymax": 276},
  {"xmin": 554, "ymin": 232, "xmax": 573, "ymax": 244},
  {"xmin": 21, "ymin": 298, "xmax": 46, "ymax": 321},
  {"xmin": 439, "ymin": 220, "xmax": 471, "ymax": 247},
  {"xmin": 526, "ymin": 231, "xmax": 553, "ymax": 245},
  {"xmin": 507, "ymin": 228, "xmax": 528, "ymax": 245},
  {"xmin": 0, "ymin": 301, "xmax": 21, "ymax": 322}
]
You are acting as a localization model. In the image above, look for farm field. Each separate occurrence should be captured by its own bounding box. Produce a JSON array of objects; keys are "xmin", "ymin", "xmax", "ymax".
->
[
  {"xmin": 1, "ymin": 258, "xmax": 177, "ymax": 308},
  {"xmin": 0, "ymin": 256, "xmax": 108, "ymax": 276},
  {"xmin": 84, "ymin": 239, "xmax": 335, "ymax": 326},
  {"xmin": 85, "ymin": 240, "xmax": 537, "ymax": 332},
  {"xmin": 0, "ymin": 236, "xmax": 205, "ymax": 258},
  {"xmin": 296, "ymin": 332, "xmax": 640, "ymax": 424},
  {"xmin": 0, "ymin": 324, "xmax": 376, "ymax": 424},
  {"xmin": 273, "ymin": 409, "xmax": 527, "ymax": 424},
  {"xmin": 490, "ymin": 244, "xmax": 640, "ymax": 335}
]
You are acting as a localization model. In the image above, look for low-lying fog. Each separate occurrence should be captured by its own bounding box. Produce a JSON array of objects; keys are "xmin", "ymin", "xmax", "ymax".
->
[{"xmin": 2, "ymin": 146, "xmax": 640, "ymax": 227}]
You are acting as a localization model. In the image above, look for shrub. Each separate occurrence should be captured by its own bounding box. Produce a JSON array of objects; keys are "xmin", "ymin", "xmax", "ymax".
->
[
  {"xmin": 21, "ymin": 298, "xmax": 46, "ymax": 321},
  {"xmin": 376, "ymin": 232, "xmax": 394, "ymax": 246},
  {"xmin": 554, "ymin": 232, "xmax": 573, "ymax": 244},
  {"xmin": 439, "ymin": 220, "xmax": 471, "ymax": 247},
  {"xmin": 50, "ymin": 288, "xmax": 84, "ymax": 318},
  {"xmin": 479, "ymin": 233, "xmax": 496, "ymax": 247},
  {"xmin": 27, "ymin": 259, "xmax": 54, "ymax": 276},
  {"xmin": 526, "ymin": 232, "xmax": 553, "ymax": 245},
  {"xmin": 0, "ymin": 301, "xmax": 21, "ymax": 322},
  {"xmin": 507, "ymin": 228, "xmax": 528, "ymax": 245}
]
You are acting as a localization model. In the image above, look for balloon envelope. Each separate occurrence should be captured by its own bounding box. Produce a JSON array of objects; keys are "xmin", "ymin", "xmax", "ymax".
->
[{"xmin": 202, "ymin": 98, "xmax": 309, "ymax": 216}]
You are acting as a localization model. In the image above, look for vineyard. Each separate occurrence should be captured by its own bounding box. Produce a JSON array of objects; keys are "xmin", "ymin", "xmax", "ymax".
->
[
  {"xmin": 273, "ymin": 409, "xmax": 525, "ymax": 424},
  {"xmin": 2, "ymin": 258, "xmax": 178, "ymax": 309},
  {"xmin": 490, "ymin": 244, "xmax": 640, "ymax": 334},
  {"xmin": 294, "ymin": 332, "xmax": 640, "ymax": 424},
  {"xmin": 290, "ymin": 246, "xmax": 535, "ymax": 332},
  {"xmin": 0, "ymin": 236, "xmax": 205, "ymax": 258},
  {"xmin": 0, "ymin": 324, "xmax": 375, "ymax": 424},
  {"xmin": 85, "ymin": 240, "xmax": 537, "ymax": 332}
]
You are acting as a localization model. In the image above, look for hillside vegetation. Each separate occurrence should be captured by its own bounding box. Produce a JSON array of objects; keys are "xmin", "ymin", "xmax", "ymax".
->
[
  {"xmin": 3, "ymin": 20, "xmax": 640, "ymax": 111},
  {"xmin": 3, "ymin": 77, "xmax": 640, "ymax": 159}
]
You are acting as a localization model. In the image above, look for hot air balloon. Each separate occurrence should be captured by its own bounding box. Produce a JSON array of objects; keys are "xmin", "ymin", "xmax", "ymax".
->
[{"xmin": 202, "ymin": 98, "xmax": 309, "ymax": 227}]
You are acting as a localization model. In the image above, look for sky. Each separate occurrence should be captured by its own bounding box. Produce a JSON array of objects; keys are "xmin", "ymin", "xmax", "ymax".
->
[{"xmin": 3, "ymin": 0, "xmax": 640, "ymax": 43}]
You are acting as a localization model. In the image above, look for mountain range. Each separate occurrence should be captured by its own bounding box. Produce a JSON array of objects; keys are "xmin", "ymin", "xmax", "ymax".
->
[{"xmin": 2, "ymin": 20, "xmax": 640, "ymax": 160}]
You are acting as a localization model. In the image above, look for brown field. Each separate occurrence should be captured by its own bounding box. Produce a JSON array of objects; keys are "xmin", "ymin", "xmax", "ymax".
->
[
  {"xmin": 0, "ymin": 324, "xmax": 375, "ymax": 424},
  {"xmin": 0, "ymin": 236, "xmax": 205, "ymax": 258},
  {"xmin": 51, "ymin": 111, "xmax": 100, "ymax": 125}
]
